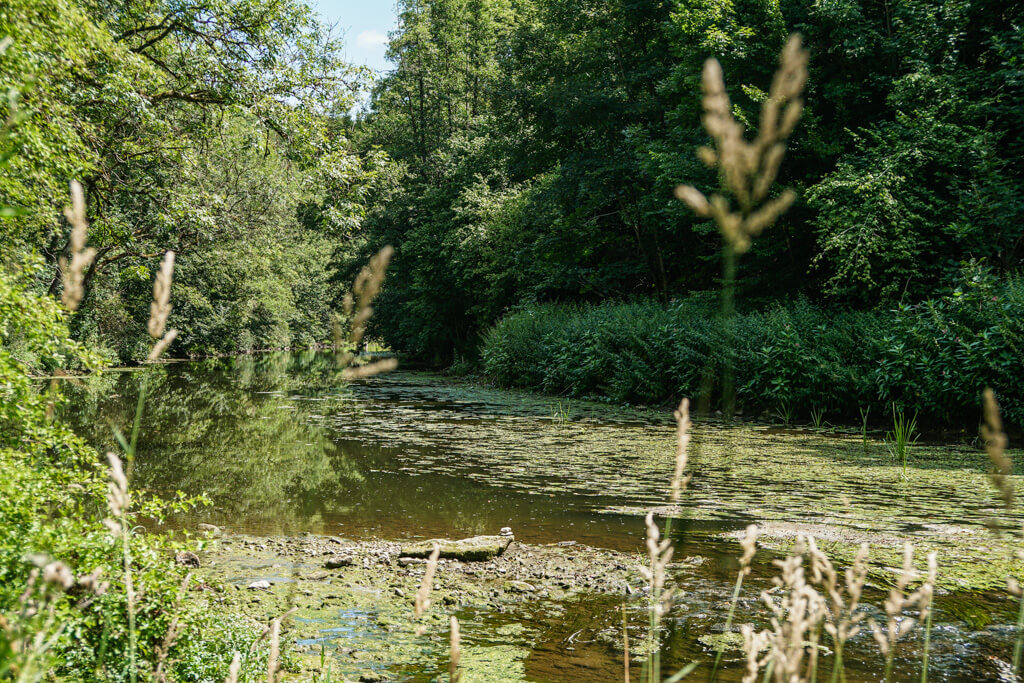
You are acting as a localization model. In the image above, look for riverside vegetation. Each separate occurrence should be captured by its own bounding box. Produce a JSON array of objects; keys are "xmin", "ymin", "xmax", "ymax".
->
[{"xmin": 3, "ymin": 1, "xmax": 1024, "ymax": 682}]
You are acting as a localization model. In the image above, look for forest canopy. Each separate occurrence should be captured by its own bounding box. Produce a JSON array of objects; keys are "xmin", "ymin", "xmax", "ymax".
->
[
  {"xmin": 0, "ymin": 0, "xmax": 394, "ymax": 360},
  {"xmin": 340, "ymin": 0, "xmax": 1024, "ymax": 364}
]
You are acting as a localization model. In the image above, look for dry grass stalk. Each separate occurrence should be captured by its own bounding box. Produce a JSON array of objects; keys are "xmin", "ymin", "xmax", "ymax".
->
[
  {"xmin": 450, "ymin": 616, "xmax": 461, "ymax": 683},
  {"xmin": 754, "ymin": 537, "xmax": 827, "ymax": 682},
  {"xmin": 739, "ymin": 525, "xmax": 758, "ymax": 576},
  {"xmin": 104, "ymin": 452, "xmax": 138, "ymax": 683},
  {"xmin": 622, "ymin": 604, "xmax": 630, "ymax": 683},
  {"xmin": 641, "ymin": 512, "xmax": 674, "ymax": 620},
  {"xmin": 711, "ymin": 524, "xmax": 759, "ymax": 679},
  {"xmin": 670, "ymin": 398, "xmax": 692, "ymax": 503},
  {"xmin": 414, "ymin": 544, "xmax": 441, "ymax": 635},
  {"xmin": 147, "ymin": 251, "xmax": 178, "ymax": 361},
  {"xmin": 919, "ymin": 551, "xmax": 938, "ymax": 682},
  {"xmin": 103, "ymin": 452, "xmax": 130, "ymax": 538},
  {"xmin": 153, "ymin": 573, "xmax": 191, "ymax": 682},
  {"xmin": 340, "ymin": 246, "xmax": 397, "ymax": 379},
  {"xmin": 267, "ymin": 617, "xmax": 281, "ymax": 683},
  {"xmin": 807, "ymin": 539, "xmax": 868, "ymax": 683},
  {"xmin": 869, "ymin": 542, "xmax": 920, "ymax": 682},
  {"xmin": 675, "ymin": 35, "xmax": 808, "ymax": 253},
  {"xmin": 740, "ymin": 624, "xmax": 771, "ymax": 683},
  {"xmin": 982, "ymin": 388, "xmax": 1013, "ymax": 510},
  {"xmin": 224, "ymin": 653, "xmax": 242, "ymax": 683},
  {"xmin": 60, "ymin": 181, "xmax": 97, "ymax": 312},
  {"xmin": 3, "ymin": 561, "xmax": 78, "ymax": 681}
]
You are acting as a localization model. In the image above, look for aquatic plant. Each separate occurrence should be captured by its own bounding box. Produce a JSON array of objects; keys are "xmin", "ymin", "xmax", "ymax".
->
[
  {"xmin": 859, "ymin": 406, "xmax": 870, "ymax": 451},
  {"xmin": 885, "ymin": 404, "xmax": 919, "ymax": 479},
  {"xmin": 810, "ymin": 406, "xmax": 825, "ymax": 430},
  {"xmin": 549, "ymin": 399, "xmax": 571, "ymax": 425}
]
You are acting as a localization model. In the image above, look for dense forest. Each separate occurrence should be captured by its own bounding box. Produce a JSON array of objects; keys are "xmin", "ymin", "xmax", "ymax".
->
[
  {"xmin": 6, "ymin": 0, "xmax": 1023, "ymax": 364},
  {"xmin": 1, "ymin": 0, "xmax": 396, "ymax": 360},
  {"xmin": 345, "ymin": 0, "xmax": 1024, "ymax": 365}
]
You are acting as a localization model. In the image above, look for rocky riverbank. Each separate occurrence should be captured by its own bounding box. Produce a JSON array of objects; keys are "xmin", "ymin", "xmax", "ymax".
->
[{"xmin": 189, "ymin": 530, "xmax": 687, "ymax": 680}]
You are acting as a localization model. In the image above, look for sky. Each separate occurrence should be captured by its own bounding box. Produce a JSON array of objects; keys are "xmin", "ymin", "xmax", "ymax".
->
[{"xmin": 309, "ymin": 0, "xmax": 399, "ymax": 73}]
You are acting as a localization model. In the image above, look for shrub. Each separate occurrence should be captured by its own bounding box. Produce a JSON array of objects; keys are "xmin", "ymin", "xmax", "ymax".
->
[{"xmin": 481, "ymin": 276, "xmax": 1024, "ymax": 428}]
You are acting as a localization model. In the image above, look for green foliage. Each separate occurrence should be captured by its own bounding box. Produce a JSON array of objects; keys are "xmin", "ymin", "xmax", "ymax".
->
[
  {"xmin": 349, "ymin": 0, "xmax": 1024, "ymax": 364},
  {"xmin": 2, "ymin": 0, "xmax": 389, "ymax": 360},
  {"xmin": 481, "ymin": 275, "xmax": 1024, "ymax": 428},
  {"xmin": 0, "ymin": 249, "xmax": 266, "ymax": 682},
  {"xmin": 874, "ymin": 266, "xmax": 1024, "ymax": 425}
]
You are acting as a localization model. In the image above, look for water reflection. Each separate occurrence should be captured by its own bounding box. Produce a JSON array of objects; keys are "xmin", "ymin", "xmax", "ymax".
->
[
  {"xmin": 61, "ymin": 352, "xmax": 1024, "ymax": 550},
  {"xmin": 60, "ymin": 353, "xmax": 652, "ymax": 547}
]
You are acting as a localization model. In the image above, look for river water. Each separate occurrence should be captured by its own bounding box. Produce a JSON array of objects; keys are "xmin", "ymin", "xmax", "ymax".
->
[{"xmin": 62, "ymin": 352, "xmax": 1024, "ymax": 681}]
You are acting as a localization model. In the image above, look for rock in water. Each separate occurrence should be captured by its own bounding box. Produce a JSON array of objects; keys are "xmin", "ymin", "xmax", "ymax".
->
[
  {"xmin": 175, "ymin": 551, "xmax": 200, "ymax": 567},
  {"xmin": 247, "ymin": 580, "xmax": 271, "ymax": 590},
  {"xmin": 324, "ymin": 555, "xmax": 354, "ymax": 569},
  {"xmin": 400, "ymin": 534, "xmax": 514, "ymax": 562},
  {"xmin": 504, "ymin": 580, "xmax": 536, "ymax": 593}
]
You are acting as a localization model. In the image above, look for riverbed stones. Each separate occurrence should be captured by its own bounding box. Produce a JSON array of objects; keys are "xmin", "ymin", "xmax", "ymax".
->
[
  {"xmin": 504, "ymin": 580, "xmax": 536, "ymax": 593},
  {"xmin": 399, "ymin": 534, "xmax": 514, "ymax": 561},
  {"xmin": 324, "ymin": 555, "xmax": 355, "ymax": 569},
  {"xmin": 175, "ymin": 551, "xmax": 200, "ymax": 567}
]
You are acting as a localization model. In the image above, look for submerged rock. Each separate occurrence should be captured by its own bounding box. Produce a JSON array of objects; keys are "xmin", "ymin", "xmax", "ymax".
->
[
  {"xmin": 504, "ymin": 580, "xmax": 536, "ymax": 593},
  {"xmin": 400, "ymin": 534, "xmax": 514, "ymax": 562},
  {"xmin": 197, "ymin": 523, "xmax": 222, "ymax": 537}
]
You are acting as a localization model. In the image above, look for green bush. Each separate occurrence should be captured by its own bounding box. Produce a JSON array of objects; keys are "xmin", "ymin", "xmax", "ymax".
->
[{"xmin": 481, "ymin": 276, "xmax": 1024, "ymax": 427}]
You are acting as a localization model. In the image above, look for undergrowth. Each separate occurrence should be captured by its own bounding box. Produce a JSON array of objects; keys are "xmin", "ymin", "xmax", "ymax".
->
[{"xmin": 481, "ymin": 273, "xmax": 1024, "ymax": 428}]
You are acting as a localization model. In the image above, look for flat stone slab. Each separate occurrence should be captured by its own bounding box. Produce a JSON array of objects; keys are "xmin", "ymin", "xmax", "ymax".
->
[{"xmin": 400, "ymin": 535, "xmax": 514, "ymax": 562}]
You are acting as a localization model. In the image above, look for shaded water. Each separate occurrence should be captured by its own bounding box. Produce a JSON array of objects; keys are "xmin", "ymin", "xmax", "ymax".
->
[{"xmin": 61, "ymin": 352, "xmax": 1024, "ymax": 681}]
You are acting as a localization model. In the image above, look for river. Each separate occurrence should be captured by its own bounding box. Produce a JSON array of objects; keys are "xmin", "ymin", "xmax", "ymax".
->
[{"xmin": 62, "ymin": 351, "xmax": 1024, "ymax": 681}]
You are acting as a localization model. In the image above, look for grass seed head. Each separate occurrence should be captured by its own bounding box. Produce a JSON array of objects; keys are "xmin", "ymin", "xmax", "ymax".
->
[
  {"xmin": 677, "ymin": 35, "xmax": 807, "ymax": 254},
  {"xmin": 670, "ymin": 397, "xmax": 692, "ymax": 503},
  {"xmin": 982, "ymin": 388, "xmax": 1013, "ymax": 510},
  {"xmin": 450, "ymin": 616, "xmax": 461, "ymax": 683},
  {"xmin": 60, "ymin": 181, "xmax": 97, "ymax": 312}
]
